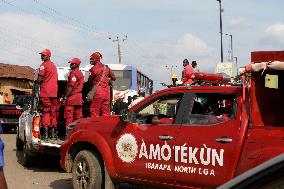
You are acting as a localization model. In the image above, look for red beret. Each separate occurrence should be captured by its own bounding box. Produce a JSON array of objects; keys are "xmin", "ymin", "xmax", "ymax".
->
[
  {"xmin": 90, "ymin": 52, "xmax": 102, "ymax": 60},
  {"xmin": 68, "ymin": 58, "xmax": 81, "ymax": 65}
]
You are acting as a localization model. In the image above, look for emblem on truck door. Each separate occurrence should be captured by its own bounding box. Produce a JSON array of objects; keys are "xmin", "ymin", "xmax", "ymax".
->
[{"xmin": 116, "ymin": 133, "xmax": 138, "ymax": 163}]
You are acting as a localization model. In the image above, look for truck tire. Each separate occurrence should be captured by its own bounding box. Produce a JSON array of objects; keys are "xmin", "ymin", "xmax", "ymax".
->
[
  {"xmin": 72, "ymin": 150, "xmax": 103, "ymax": 189},
  {"xmin": 21, "ymin": 139, "xmax": 33, "ymax": 167}
]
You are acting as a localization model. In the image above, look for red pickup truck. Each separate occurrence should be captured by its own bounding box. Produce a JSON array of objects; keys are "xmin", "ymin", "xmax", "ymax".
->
[{"xmin": 60, "ymin": 51, "xmax": 284, "ymax": 189}]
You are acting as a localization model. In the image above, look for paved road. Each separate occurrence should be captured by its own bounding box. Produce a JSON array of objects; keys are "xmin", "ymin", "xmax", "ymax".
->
[{"xmin": 2, "ymin": 133, "xmax": 73, "ymax": 189}]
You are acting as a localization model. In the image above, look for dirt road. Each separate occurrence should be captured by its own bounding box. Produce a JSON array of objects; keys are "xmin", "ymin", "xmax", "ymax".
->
[
  {"xmin": 2, "ymin": 134, "xmax": 73, "ymax": 189},
  {"xmin": 1, "ymin": 134, "xmax": 140, "ymax": 189}
]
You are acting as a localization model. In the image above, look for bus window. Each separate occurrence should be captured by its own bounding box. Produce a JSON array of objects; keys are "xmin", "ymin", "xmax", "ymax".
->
[{"xmin": 112, "ymin": 70, "xmax": 132, "ymax": 91}]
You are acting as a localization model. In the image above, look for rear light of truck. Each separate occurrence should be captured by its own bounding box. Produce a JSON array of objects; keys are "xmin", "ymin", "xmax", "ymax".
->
[{"xmin": 32, "ymin": 116, "xmax": 40, "ymax": 138}]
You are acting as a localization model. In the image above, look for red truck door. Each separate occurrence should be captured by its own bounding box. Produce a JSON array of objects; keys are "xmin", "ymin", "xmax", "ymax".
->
[
  {"xmin": 174, "ymin": 92, "xmax": 242, "ymax": 188},
  {"xmin": 113, "ymin": 93, "xmax": 185, "ymax": 184}
]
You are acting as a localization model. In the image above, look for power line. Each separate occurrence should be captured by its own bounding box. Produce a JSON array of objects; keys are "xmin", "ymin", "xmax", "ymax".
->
[
  {"xmin": 32, "ymin": 0, "xmax": 98, "ymax": 32},
  {"xmin": 0, "ymin": 0, "xmax": 110, "ymax": 40},
  {"xmin": 30, "ymin": 0, "xmax": 113, "ymax": 39}
]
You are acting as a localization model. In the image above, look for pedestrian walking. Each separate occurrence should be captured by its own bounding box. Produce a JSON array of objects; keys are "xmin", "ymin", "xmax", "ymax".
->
[
  {"xmin": 37, "ymin": 49, "xmax": 58, "ymax": 140},
  {"xmin": 61, "ymin": 58, "xmax": 84, "ymax": 137},
  {"xmin": 182, "ymin": 59, "xmax": 194, "ymax": 85},
  {"xmin": 87, "ymin": 52, "xmax": 116, "ymax": 117}
]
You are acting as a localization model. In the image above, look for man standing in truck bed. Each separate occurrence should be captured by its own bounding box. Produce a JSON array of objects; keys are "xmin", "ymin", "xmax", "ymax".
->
[
  {"xmin": 61, "ymin": 58, "xmax": 84, "ymax": 137},
  {"xmin": 182, "ymin": 59, "xmax": 194, "ymax": 85},
  {"xmin": 37, "ymin": 49, "xmax": 58, "ymax": 140},
  {"xmin": 87, "ymin": 52, "xmax": 116, "ymax": 117}
]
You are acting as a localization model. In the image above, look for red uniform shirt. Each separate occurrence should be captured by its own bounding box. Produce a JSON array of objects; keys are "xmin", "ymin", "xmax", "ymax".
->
[
  {"xmin": 182, "ymin": 65, "xmax": 195, "ymax": 84},
  {"xmin": 66, "ymin": 68, "xmax": 84, "ymax": 105},
  {"xmin": 88, "ymin": 62, "xmax": 115, "ymax": 98},
  {"xmin": 38, "ymin": 60, "xmax": 58, "ymax": 97}
]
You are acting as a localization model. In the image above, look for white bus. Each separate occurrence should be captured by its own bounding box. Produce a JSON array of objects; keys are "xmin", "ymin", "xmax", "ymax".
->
[{"xmin": 106, "ymin": 64, "xmax": 153, "ymax": 102}]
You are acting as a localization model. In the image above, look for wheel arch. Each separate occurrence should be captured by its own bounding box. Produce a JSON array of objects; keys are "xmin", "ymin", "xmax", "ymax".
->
[{"xmin": 65, "ymin": 132, "xmax": 116, "ymax": 178}]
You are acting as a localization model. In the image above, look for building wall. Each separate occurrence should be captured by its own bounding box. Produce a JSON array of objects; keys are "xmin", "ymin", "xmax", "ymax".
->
[{"xmin": 0, "ymin": 78, "xmax": 33, "ymax": 102}]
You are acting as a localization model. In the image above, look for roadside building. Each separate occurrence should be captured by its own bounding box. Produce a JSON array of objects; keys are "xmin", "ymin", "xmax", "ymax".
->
[{"xmin": 0, "ymin": 63, "xmax": 34, "ymax": 103}]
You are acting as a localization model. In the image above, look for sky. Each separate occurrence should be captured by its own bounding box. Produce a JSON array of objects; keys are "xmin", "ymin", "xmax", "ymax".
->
[{"xmin": 0, "ymin": 0, "xmax": 284, "ymax": 90}]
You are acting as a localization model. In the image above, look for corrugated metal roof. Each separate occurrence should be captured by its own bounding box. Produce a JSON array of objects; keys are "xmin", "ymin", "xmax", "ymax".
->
[{"xmin": 0, "ymin": 63, "xmax": 34, "ymax": 80}]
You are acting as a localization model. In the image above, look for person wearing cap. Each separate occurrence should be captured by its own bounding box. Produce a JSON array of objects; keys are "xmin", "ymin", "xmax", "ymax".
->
[
  {"xmin": 88, "ymin": 52, "xmax": 116, "ymax": 117},
  {"xmin": 61, "ymin": 58, "xmax": 84, "ymax": 135},
  {"xmin": 161, "ymin": 74, "xmax": 179, "ymax": 88},
  {"xmin": 182, "ymin": 58, "xmax": 195, "ymax": 85},
  {"xmin": 37, "ymin": 48, "xmax": 58, "ymax": 140}
]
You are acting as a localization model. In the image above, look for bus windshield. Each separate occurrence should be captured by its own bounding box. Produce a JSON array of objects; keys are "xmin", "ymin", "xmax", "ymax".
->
[{"xmin": 112, "ymin": 70, "xmax": 132, "ymax": 91}]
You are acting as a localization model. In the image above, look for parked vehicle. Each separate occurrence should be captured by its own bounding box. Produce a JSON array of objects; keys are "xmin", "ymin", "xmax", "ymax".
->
[
  {"xmin": 60, "ymin": 51, "xmax": 284, "ymax": 189},
  {"xmin": 217, "ymin": 153, "xmax": 284, "ymax": 189},
  {"xmin": 0, "ymin": 94, "xmax": 31, "ymax": 133},
  {"xmin": 16, "ymin": 66, "xmax": 90, "ymax": 166}
]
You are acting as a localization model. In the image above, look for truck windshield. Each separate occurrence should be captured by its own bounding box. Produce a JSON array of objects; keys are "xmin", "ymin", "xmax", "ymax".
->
[{"xmin": 112, "ymin": 70, "xmax": 132, "ymax": 91}]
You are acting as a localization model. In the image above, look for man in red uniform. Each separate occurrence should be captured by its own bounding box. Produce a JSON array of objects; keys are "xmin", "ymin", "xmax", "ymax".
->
[
  {"xmin": 37, "ymin": 49, "xmax": 58, "ymax": 140},
  {"xmin": 88, "ymin": 52, "xmax": 116, "ymax": 117},
  {"xmin": 182, "ymin": 59, "xmax": 195, "ymax": 85},
  {"xmin": 61, "ymin": 58, "xmax": 84, "ymax": 137}
]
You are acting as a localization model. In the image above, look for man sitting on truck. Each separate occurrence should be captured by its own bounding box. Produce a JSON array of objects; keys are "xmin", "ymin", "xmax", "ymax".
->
[{"xmin": 61, "ymin": 58, "xmax": 84, "ymax": 138}]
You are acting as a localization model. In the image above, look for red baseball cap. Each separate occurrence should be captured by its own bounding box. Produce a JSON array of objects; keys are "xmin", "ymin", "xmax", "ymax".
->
[
  {"xmin": 39, "ymin": 49, "xmax": 51, "ymax": 57},
  {"xmin": 68, "ymin": 58, "xmax": 81, "ymax": 65},
  {"xmin": 90, "ymin": 52, "xmax": 102, "ymax": 61}
]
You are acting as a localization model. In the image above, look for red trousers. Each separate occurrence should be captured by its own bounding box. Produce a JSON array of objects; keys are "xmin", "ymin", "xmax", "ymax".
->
[
  {"xmin": 39, "ymin": 97, "xmax": 57, "ymax": 128},
  {"xmin": 90, "ymin": 97, "xmax": 110, "ymax": 118},
  {"xmin": 64, "ymin": 105, "xmax": 83, "ymax": 127}
]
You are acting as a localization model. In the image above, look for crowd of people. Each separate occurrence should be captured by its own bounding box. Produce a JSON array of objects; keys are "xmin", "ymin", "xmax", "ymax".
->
[{"xmin": 36, "ymin": 49, "xmax": 116, "ymax": 140}]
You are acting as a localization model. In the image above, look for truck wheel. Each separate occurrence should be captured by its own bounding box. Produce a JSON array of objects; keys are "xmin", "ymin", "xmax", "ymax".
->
[
  {"xmin": 21, "ymin": 140, "xmax": 33, "ymax": 167},
  {"xmin": 72, "ymin": 150, "xmax": 103, "ymax": 189},
  {"xmin": 16, "ymin": 136, "xmax": 24, "ymax": 151}
]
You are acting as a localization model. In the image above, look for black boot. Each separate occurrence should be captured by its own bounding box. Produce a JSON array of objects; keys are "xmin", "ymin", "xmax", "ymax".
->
[
  {"xmin": 41, "ymin": 128, "xmax": 48, "ymax": 140},
  {"xmin": 48, "ymin": 127, "xmax": 52, "ymax": 139},
  {"xmin": 51, "ymin": 128, "xmax": 58, "ymax": 140}
]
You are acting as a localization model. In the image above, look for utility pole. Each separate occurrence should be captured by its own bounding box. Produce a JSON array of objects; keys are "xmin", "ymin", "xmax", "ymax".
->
[
  {"xmin": 164, "ymin": 65, "xmax": 178, "ymax": 78},
  {"xmin": 234, "ymin": 56, "xmax": 238, "ymax": 75},
  {"xmin": 110, "ymin": 35, "xmax": 127, "ymax": 64},
  {"xmin": 216, "ymin": 0, "xmax": 224, "ymax": 63},
  {"xmin": 225, "ymin": 33, "xmax": 233, "ymax": 62}
]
